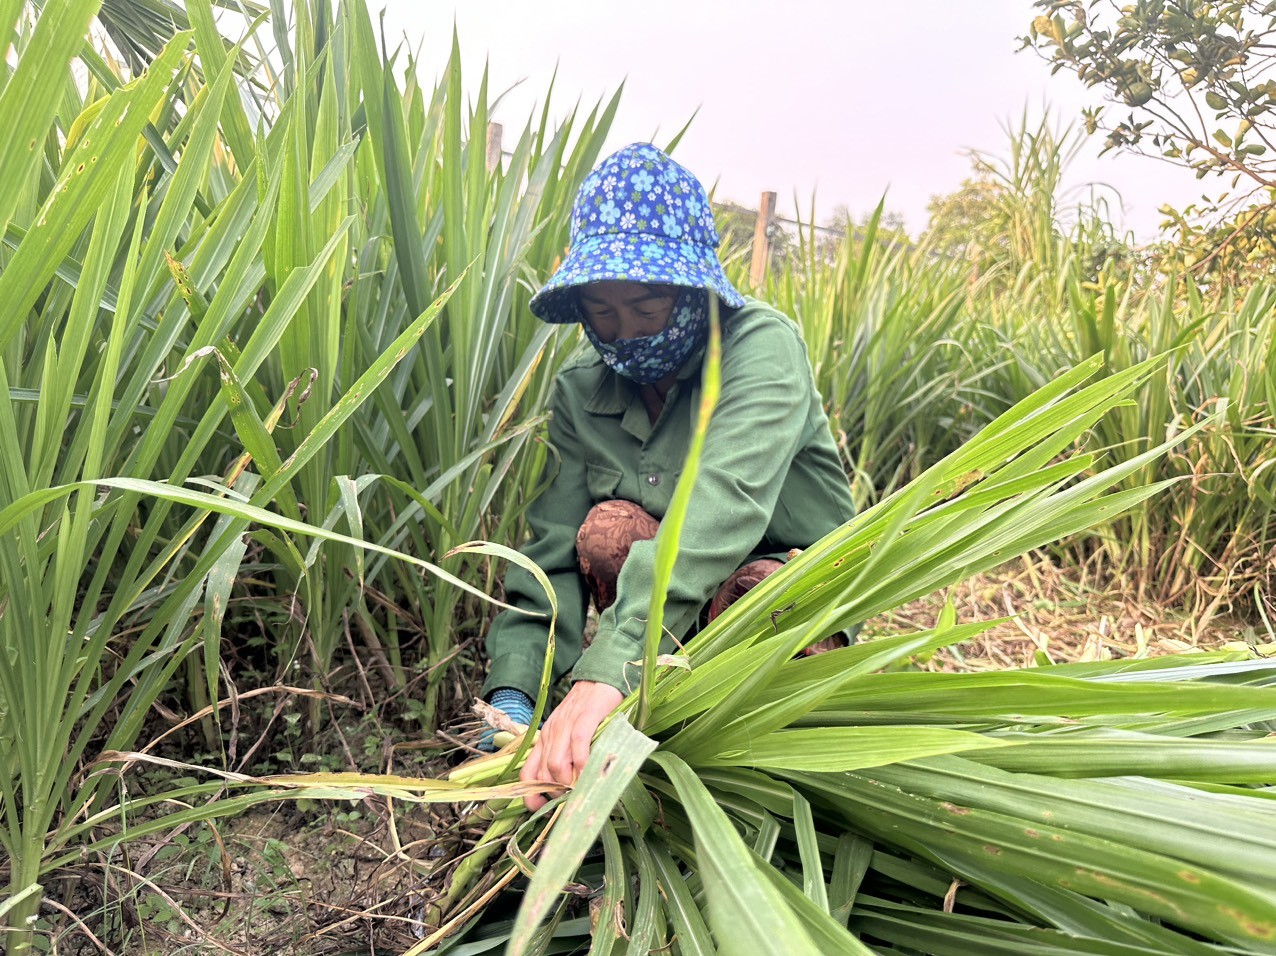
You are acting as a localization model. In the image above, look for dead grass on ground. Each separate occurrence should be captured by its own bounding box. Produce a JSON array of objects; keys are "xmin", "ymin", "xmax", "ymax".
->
[{"xmin": 866, "ymin": 554, "xmax": 1264, "ymax": 670}]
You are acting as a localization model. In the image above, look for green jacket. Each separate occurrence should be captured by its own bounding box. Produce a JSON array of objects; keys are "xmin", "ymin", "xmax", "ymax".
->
[{"xmin": 482, "ymin": 299, "xmax": 855, "ymax": 698}]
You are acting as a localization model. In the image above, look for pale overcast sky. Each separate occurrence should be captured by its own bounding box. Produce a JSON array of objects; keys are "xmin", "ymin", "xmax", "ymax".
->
[{"xmin": 380, "ymin": 0, "xmax": 1213, "ymax": 241}]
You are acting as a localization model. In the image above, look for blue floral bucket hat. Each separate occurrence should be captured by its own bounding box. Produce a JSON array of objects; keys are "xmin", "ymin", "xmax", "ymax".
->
[{"xmin": 529, "ymin": 143, "xmax": 745, "ymax": 324}]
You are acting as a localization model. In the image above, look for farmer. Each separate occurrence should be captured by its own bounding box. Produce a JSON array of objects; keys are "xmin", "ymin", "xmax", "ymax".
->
[{"xmin": 480, "ymin": 143, "xmax": 855, "ymax": 810}]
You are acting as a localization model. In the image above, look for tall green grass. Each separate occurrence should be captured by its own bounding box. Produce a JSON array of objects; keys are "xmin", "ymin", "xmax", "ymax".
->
[
  {"xmin": 734, "ymin": 116, "xmax": 1275, "ymax": 619},
  {"xmin": 3, "ymin": 1, "xmax": 1275, "ymax": 950},
  {"xmin": 727, "ymin": 203, "xmax": 988, "ymax": 507},
  {"xmin": 0, "ymin": 1, "xmax": 613, "ymax": 947}
]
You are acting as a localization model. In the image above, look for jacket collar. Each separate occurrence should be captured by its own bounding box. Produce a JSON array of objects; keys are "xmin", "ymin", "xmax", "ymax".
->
[{"xmin": 583, "ymin": 365, "xmax": 629, "ymax": 416}]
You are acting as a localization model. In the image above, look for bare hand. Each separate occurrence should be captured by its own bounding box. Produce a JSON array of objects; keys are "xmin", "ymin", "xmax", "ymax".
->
[{"xmin": 519, "ymin": 680, "xmax": 624, "ymax": 812}]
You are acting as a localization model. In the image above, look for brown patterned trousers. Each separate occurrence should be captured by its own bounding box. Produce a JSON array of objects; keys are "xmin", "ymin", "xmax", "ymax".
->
[{"xmin": 575, "ymin": 499, "xmax": 784, "ymax": 626}]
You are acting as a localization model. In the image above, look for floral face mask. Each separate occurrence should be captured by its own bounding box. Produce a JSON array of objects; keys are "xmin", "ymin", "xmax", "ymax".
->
[{"xmin": 580, "ymin": 289, "xmax": 708, "ymax": 384}]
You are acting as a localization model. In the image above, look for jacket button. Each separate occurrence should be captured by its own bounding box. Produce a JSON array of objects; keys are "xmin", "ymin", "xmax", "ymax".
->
[{"xmin": 647, "ymin": 473, "xmax": 661, "ymax": 486}]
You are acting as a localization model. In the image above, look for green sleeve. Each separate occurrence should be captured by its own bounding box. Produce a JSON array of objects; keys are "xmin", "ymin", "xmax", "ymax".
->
[
  {"xmin": 571, "ymin": 316, "xmax": 811, "ymax": 693},
  {"xmin": 482, "ymin": 385, "xmax": 592, "ymax": 700}
]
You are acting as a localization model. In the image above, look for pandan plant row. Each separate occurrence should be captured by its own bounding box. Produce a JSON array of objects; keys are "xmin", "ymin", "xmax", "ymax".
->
[
  {"xmin": 1, "ymin": 1, "xmax": 1274, "ymax": 952},
  {"xmin": 0, "ymin": 0, "xmax": 615, "ymax": 947}
]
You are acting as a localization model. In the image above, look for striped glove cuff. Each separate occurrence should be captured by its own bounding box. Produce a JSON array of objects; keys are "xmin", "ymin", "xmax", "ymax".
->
[{"xmin": 489, "ymin": 687, "xmax": 534, "ymax": 729}]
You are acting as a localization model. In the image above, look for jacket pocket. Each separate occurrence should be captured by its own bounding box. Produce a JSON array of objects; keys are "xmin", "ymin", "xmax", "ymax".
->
[{"xmin": 585, "ymin": 461, "xmax": 623, "ymax": 500}]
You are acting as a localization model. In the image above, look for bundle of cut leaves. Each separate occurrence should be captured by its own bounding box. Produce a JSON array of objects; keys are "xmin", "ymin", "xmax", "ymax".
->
[{"xmin": 123, "ymin": 343, "xmax": 1276, "ymax": 955}]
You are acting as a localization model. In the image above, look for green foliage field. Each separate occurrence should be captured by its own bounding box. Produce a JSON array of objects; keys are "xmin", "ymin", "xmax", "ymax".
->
[
  {"xmin": 744, "ymin": 115, "xmax": 1275, "ymax": 617},
  {"xmin": 1, "ymin": 1, "xmax": 1275, "ymax": 953}
]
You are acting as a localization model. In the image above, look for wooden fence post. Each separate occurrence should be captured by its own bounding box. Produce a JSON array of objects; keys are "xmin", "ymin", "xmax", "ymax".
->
[
  {"xmin": 750, "ymin": 190, "xmax": 777, "ymax": 287},
  {"xmin": 486, "ymin": 122, "xmax": 503, "ymax": 174}
]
